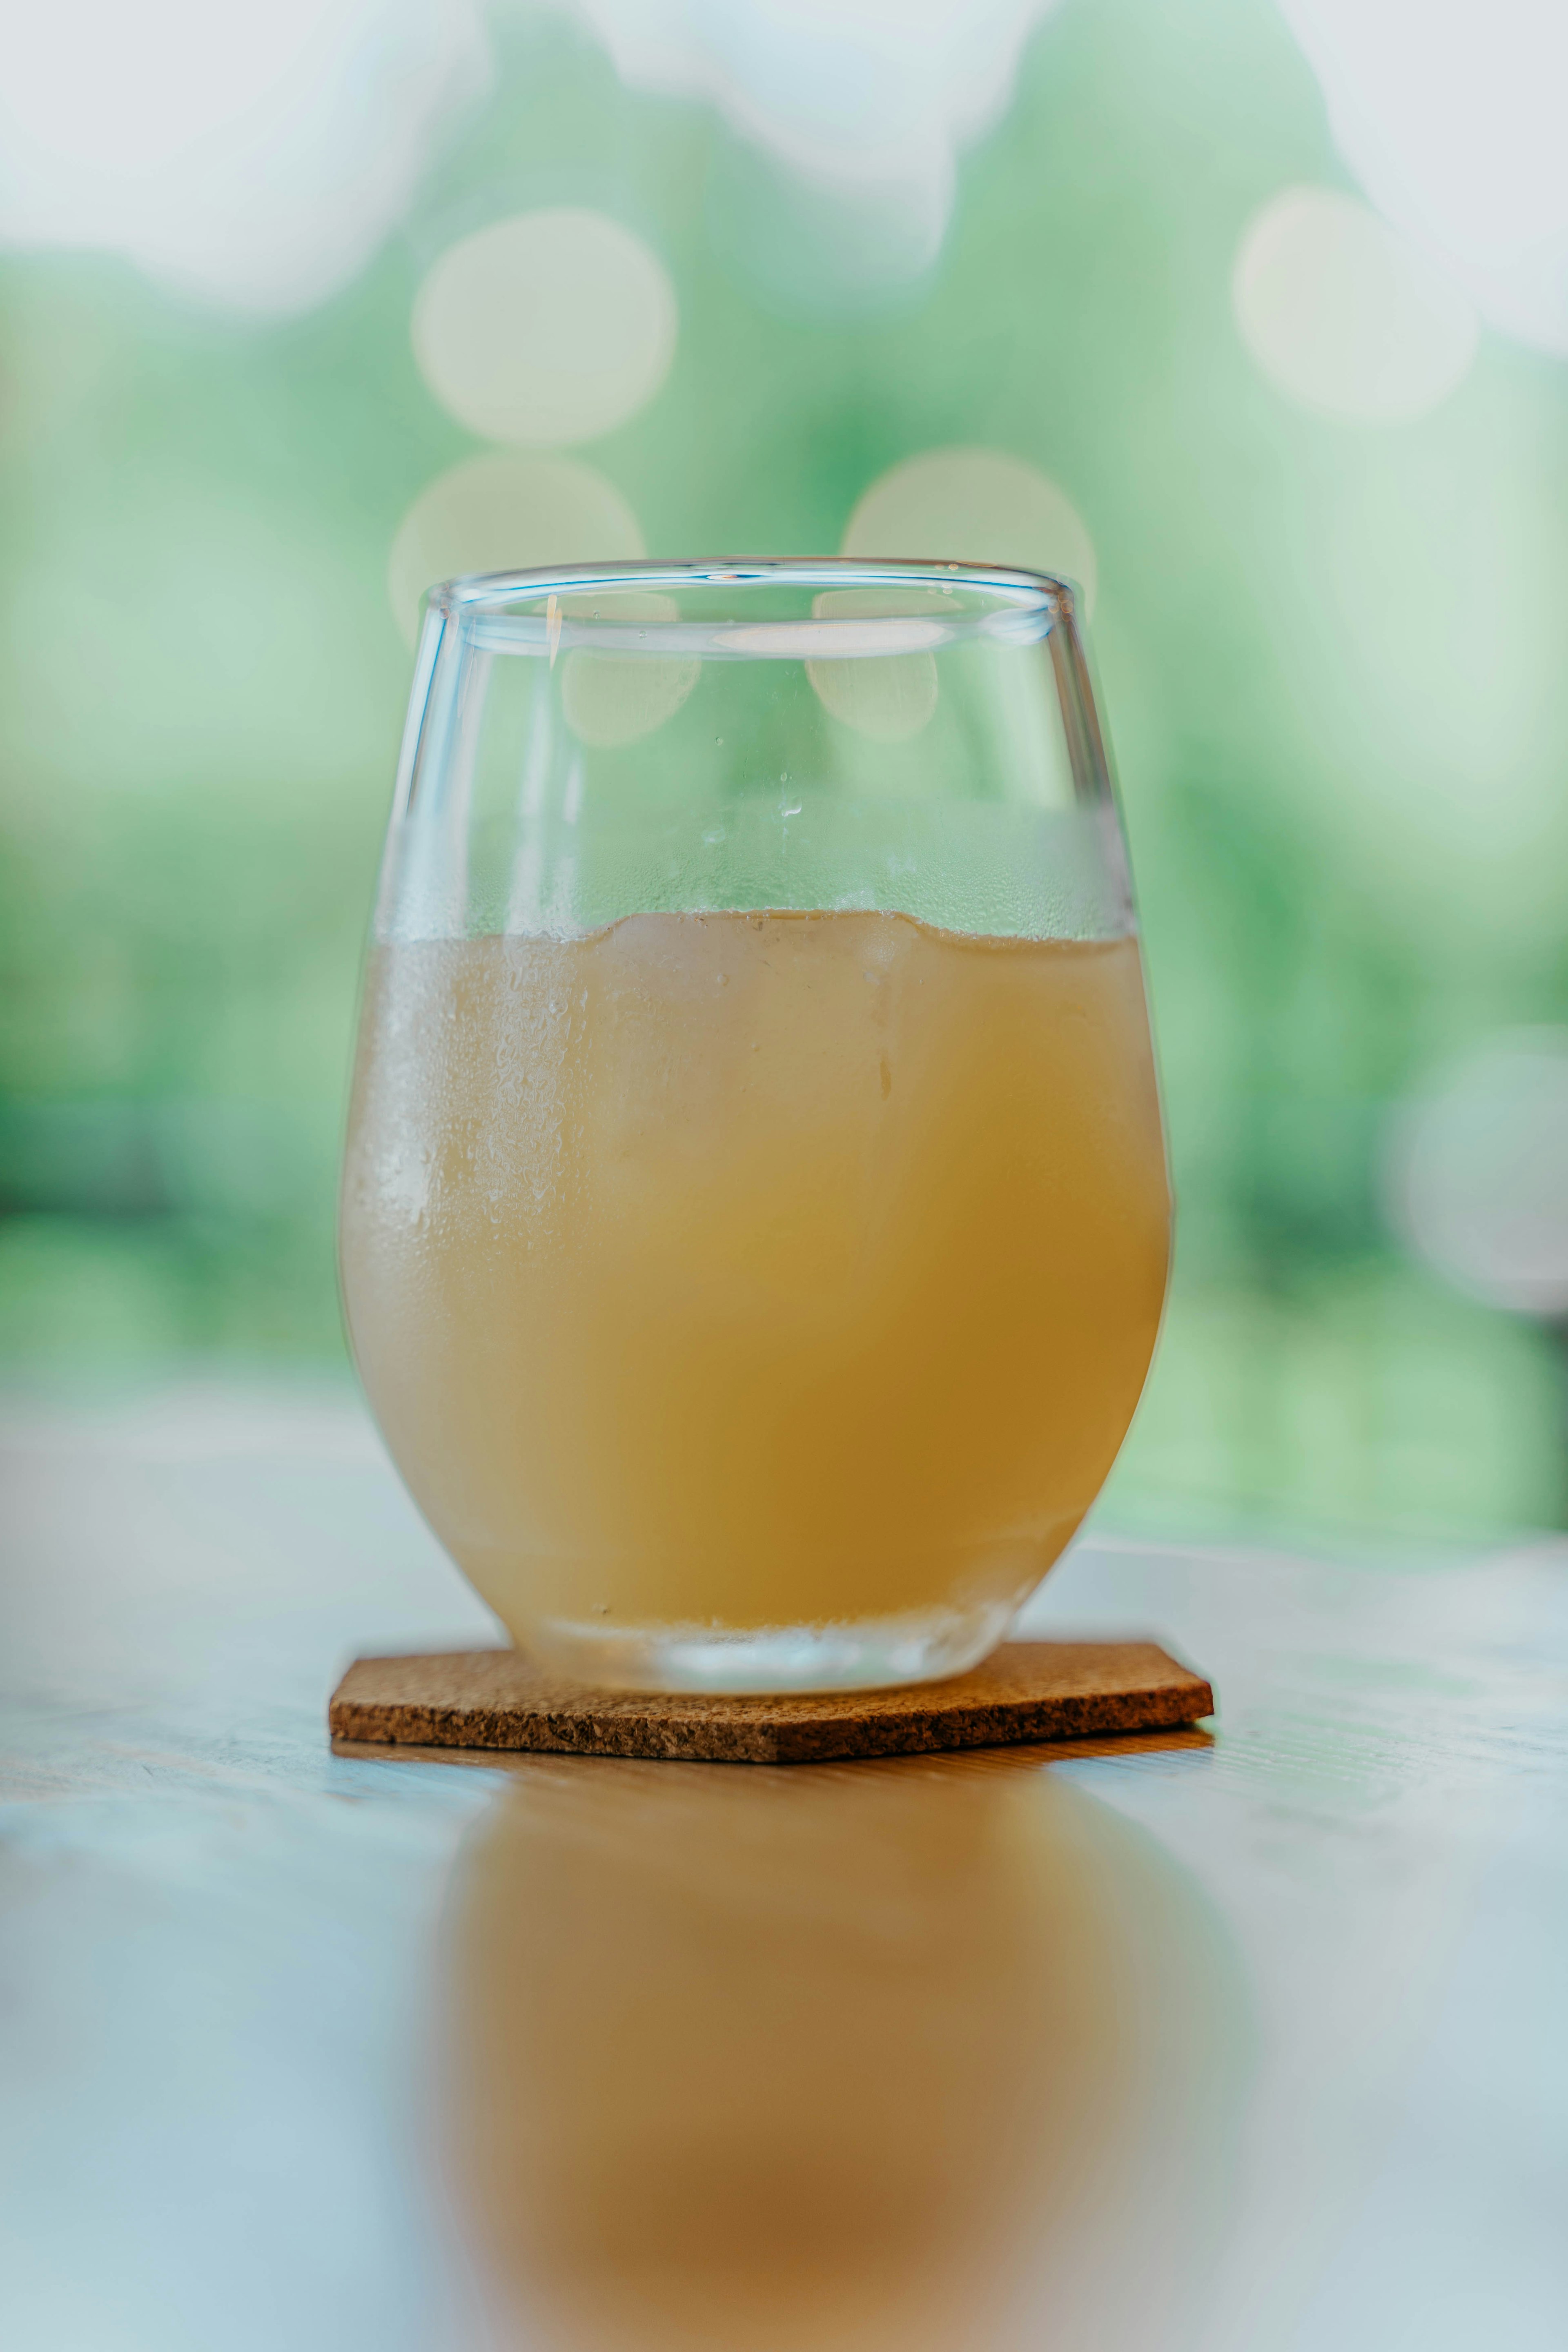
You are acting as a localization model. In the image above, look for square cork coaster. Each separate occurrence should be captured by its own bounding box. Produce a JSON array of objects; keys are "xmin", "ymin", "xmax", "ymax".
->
[{"xmin": 328, "ymin": 1640, "xmax": 1214, "ymax": 1766}]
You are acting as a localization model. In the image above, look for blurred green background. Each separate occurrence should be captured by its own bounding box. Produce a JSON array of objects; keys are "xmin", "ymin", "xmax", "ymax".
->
[{"xmin": 3, "ymin": 0, "xmax": 1566, "ymax": 1535}]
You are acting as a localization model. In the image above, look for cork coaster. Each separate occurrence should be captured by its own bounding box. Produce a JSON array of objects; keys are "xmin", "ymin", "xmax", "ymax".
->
[{"xmin": 328, "ymin": 1640, "xmax": 1213, "ymax": 1766}]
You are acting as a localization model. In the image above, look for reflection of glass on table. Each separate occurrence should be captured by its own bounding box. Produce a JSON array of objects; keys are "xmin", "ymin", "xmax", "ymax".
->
[{"xmin": 438, "ymin": 1746, "xmax": 1243, "ymax": 2352}]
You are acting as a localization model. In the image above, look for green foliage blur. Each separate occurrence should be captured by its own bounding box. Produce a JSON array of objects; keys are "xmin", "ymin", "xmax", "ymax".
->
[{"xmin": 2, "ymin": 0, "xmax": 1565, "ymax": 1534}]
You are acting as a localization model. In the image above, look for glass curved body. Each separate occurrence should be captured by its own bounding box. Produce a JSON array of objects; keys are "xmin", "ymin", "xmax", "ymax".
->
[{"xmin": 341, "ymin": 560, "xmax": 1169, "ymax": 1692}]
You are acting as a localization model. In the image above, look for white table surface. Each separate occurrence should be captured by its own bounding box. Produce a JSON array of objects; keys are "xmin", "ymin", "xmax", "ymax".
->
[{"xmin": 2, "ymin": 1379, "xmax": 1565, "ymax": 2350}]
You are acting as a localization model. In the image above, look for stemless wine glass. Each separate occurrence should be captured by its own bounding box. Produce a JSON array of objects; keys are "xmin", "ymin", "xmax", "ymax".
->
[{"xmin": 341, "ymin": 560, "xmax": 1169, "ymax": 1693}]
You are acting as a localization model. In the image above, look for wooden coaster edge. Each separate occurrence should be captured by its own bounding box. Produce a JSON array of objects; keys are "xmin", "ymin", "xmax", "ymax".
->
[{"xmin": 327, "ymin": 1642, "xmax": 1215, "ymax": 1766}]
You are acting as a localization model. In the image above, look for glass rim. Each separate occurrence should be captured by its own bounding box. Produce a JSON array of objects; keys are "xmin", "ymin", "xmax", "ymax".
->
[{"xmin": 423, "ymin": 557, "xmax": 1075, "ymax": 663}]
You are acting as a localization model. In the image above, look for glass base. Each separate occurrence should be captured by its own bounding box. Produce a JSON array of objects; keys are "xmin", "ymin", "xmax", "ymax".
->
[{"xmin": 527, "ymin": 1598, "xmax": 1020, "ymax": 1696}]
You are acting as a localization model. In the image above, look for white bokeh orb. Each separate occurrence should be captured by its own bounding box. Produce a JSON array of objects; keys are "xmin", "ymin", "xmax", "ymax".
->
[
  {"xmin": 1233, "ymin": 185, "xmax": 1478, "ymax": 425},
  {"xmin": 808, "ymin": 648, "xmax": 939, "ymax": 742},
  {"xmin": 842, "ymin": 448, "xmax": 1098, "ymax": 612},
  {"xmin": 411, "ymin": 208, "xmax": 678, "ymax": 448},
  {"xmin": 0, "ymin": 0, "xmax": 490, "ymax": 316},
  {"xmin": 1277, "ymin": 0, "xmax": 1568, "ymax": 359},
  {"xmin": 1385, "ymin": 1029, "xmax": 1568, "ymax": 1314},
  {"xmin": 387, "ymin": 452, "xmax": 644, "ymax": 644},
  {"xmin": 559, "ymin": 591, "xmax": 702, "ymax": 748},
  {"xmin": 804, "ymin": 589, "xmax": 940, "ymax": 743}
]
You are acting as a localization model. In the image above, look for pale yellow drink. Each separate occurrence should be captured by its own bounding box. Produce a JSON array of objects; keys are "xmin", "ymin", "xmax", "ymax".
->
[{"xmin": 341, "ymin": 910, "xmax": 1169, "ymax": 1681}]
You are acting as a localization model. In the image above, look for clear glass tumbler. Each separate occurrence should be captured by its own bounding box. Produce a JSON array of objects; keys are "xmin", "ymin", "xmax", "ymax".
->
[{"xmin": 340, "ymin": 560, "xmax": 1169, "ymax": 1692}]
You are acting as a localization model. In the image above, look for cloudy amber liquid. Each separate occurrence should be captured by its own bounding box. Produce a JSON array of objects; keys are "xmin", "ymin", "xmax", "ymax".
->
[{"xmin": 341, "ymin": 911, "xmax": 1169, "ymax": 1666}]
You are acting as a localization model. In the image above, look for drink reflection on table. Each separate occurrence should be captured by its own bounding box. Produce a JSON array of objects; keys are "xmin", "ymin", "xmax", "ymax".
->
[{"xmin": 434, "ymin": 1746, "xmax": 1247, "ymax": 2352}]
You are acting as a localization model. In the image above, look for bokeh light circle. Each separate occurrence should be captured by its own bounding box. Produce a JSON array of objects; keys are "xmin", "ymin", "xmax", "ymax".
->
[
  {"xmin": 842, "ymin": 448, "xmax": 1097, "ymax": 613},
  {"xmin": 808, "ymin": 649, "xmax": 939, "ymax": 742},
  {"xmin": 560, "ymin": 592, "xmax": 702, "ymax": 748},
  {"xmin": 805, "ymin": 590, "xmax": 940, "ymax": 743},
  {"xmin": 1232, "ymin": 186, "xmax": 1478, "ymax": 425},
  {"xmin": 412, "ymin": 208, "xmax": 677, "ymax": 447},
  {"xmin": 1385, "ymin": 1029, "xmax": 1568, "ymax": 1314},
  {"xmin": 387, "ymin": 452, "xmax": 644, "ymax": 645}
]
